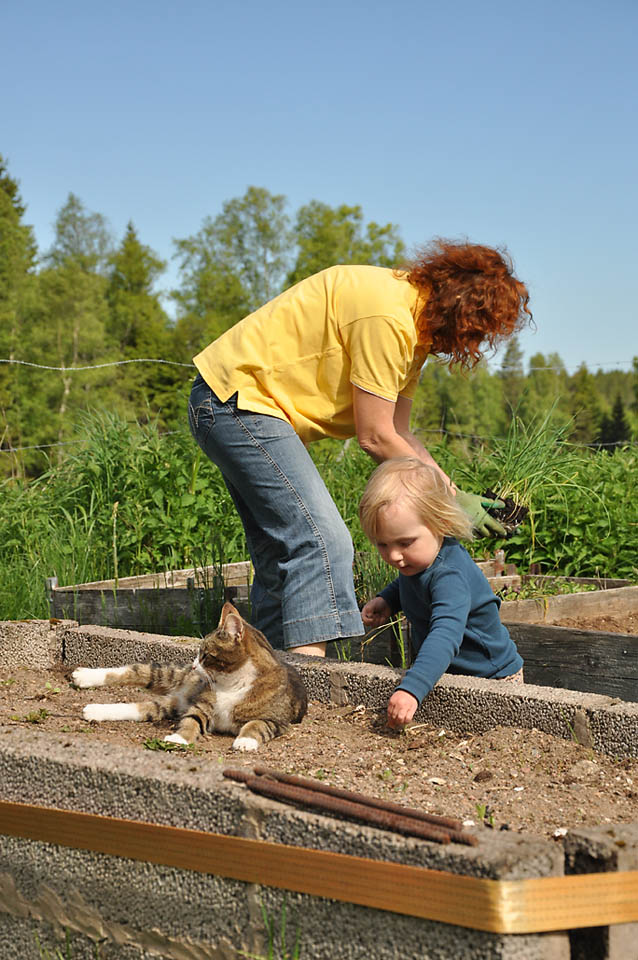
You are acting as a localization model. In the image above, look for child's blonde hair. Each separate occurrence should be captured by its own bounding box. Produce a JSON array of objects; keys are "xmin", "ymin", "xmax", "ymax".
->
[{"xmin": 359, "ymin": 458, "xmax": 474, "ymax": 543}]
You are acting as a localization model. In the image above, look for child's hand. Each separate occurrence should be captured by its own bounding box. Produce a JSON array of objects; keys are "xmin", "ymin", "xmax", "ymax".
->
[
  {"xmin": 387, "ymin": 690, "xmax": 419, "ymax": 729},
  {"xmin": 361, "ymin": 596, "xmax": 391, "ymax": 628}
]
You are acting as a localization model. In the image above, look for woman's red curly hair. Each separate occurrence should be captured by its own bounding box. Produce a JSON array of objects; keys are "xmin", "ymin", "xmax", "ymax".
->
[{"xmin": 404, "ymin": 238, "xmax": 533, "ymax": 369}]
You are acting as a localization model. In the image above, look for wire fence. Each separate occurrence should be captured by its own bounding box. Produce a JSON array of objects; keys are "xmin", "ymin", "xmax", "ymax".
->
[
  {"xmin": 1, "ymin": 357, "xmax": 636, "ymax": 374},
  {"xmin": 1, "ymin": 355, "xmax": 636, "ymax": 456}
]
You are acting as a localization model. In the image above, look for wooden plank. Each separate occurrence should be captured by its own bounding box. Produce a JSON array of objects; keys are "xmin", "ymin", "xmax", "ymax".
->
[
  {"xmin": 509, "ymin": 623, "xmax": 638, "ymax": 701},
  {"xmin": 486, "ymin": 575, "xmax": 521, "ymax": 591},
  {"xmin": 501, "ymin": 585, "xmax": 638, "ymax": 624},
  {"xmin": 0, "ymin": 799, "xmax": 503, "ymax": 932},
  {"xmin": 52, "ymin": 587, "xmax": 250, "ymax": 635},
  {"xmin": 3, "ymin": 800, "xmax": 638, "ymax": 934},
  {"xmin": 53, "ymin": 561, "xmax": 252, "ymax": 593}
]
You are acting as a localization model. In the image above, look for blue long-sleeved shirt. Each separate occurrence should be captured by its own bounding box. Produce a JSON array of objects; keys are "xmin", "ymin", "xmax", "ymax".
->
[{"xmin": 379, "ymin": 538, "xmax": 523, "ymax": 705}]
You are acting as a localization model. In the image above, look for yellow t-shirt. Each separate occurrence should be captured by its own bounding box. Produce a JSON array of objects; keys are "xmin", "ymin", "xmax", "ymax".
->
[{"xmin": 193, "ymin": 264, "xmax": 430, "ymax": 444}]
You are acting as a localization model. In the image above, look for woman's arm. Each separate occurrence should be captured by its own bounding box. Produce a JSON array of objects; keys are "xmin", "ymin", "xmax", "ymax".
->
[{"xmin": 352, "ymin": 387, "xmax": 452, "ymax": 485}]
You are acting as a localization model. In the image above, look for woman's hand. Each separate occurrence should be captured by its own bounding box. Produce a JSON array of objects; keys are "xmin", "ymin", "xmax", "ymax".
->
[
  {"xmin": 387, "ymin": 690, "xmax": 419, "ymax": 729},
  {"xmin": 361, "ymin": 596, "xmax": 391, "ymax": 627},
  {"xmin": 455, "ymin": 489, "xmax": 507, "ymax": 537}
]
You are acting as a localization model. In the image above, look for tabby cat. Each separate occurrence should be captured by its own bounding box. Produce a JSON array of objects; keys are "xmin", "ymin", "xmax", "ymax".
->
[{"xmin": 71, "ymin": 602, "xmax": 308, "ymax": 751}]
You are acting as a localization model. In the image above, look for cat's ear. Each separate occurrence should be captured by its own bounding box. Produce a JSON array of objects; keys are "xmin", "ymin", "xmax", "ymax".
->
[
  {"xmin": 225, "ymin": 614, "xmax": 244, "ymax": 641},
  {"xmin": 219, "ymin": 601, "xmax": 244, "ymax": 641},
  {"xmin": 218, "ymin": 601, "xmax": 240, "ymax": 625}
]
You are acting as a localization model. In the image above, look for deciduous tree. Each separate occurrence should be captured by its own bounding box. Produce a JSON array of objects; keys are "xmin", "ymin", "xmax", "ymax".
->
[{"xmin": 287, "ymin": 201, "xmax": 404, "ymax": 285}]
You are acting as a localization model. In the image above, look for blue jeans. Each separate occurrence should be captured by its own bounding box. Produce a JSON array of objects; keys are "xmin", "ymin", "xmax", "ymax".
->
[{"xmin": 188, "ymin": 375, "xmax": 364, "ymax": 650}]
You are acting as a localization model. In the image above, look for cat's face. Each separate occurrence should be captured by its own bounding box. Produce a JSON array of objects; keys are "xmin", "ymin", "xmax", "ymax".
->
[{"xmin": 196, "ymin": 602, "xmax": 248, "ymax": 673}]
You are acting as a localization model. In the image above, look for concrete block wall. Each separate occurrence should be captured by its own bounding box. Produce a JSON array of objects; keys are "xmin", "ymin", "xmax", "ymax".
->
[
  {"xmin": 0, "ymin": 620, "xmax": 636, "ymax": 959},
  {"xmin": 0, "ymin": 725, "xmax": 569, "ymax": 960}
]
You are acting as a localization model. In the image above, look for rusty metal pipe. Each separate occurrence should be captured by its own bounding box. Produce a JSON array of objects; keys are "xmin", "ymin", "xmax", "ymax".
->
[
  {"xmin": 244, "ymin": 775, "xmax": 455, "ymax": 844},
  {"xmin": 252, "ymin": 765, "xmax": 465, "ymax": 832},
  {"xmin": 223, "ymin": 769, "xmax": 477, "ymax": 845}
]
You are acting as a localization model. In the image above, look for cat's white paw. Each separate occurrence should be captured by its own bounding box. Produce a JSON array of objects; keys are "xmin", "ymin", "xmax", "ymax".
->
[
  {"xmin": 72, "ymin": 667, "xmax": 107, "ymax": 688},
  {"xmin": 164, "ymin": 733, "xmax": 190, "ymax": 746},
  {"xmin": 83, "ymin": 703, "xmax": 141, "ymax": 722},
  {"xmin": 232, "ymin": 735, "xmax": 260, "ymax": 752}
]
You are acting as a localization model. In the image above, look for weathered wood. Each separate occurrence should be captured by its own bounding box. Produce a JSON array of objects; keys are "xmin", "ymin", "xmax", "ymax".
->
[
  {"xmin": 501, "ymin": 585, "xmax": 638, "ymax": 624},
  {"xmin": 328, "ymin": 621, "xmax": 411, "ymax": 668},
  {"xmin": 485, "ymin": 575, "xmax": 521, "ymax": 591},
  {"xmin": 52, "ymin": 561, "xmax": 252, "ymax": 593},
  {"xmin": 50, "ymin": 562, "xmax": 253, "ymax": 635},
  {"xmin": 52, "ymin": 583, "xmax": 250, "ymax": 635},
  {"xmin": 509, "ymin": 622, "xmax": 638, "ymax": 702}
]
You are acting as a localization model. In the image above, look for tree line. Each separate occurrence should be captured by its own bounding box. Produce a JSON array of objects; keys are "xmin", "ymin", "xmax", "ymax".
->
[{"xmin": 1, "ymin": 153, "xmax": 636, "ymax": 479}]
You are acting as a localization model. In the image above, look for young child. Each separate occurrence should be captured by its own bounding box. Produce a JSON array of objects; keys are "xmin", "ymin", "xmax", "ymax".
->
[{"xmin": 359, "ymin": 458, "xmax": 523, "ymax": 729}]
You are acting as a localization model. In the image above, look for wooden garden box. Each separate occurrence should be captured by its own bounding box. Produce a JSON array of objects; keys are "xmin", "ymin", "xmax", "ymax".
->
[
  {"xmin": 48, "ymin": 561, "xmax": 252, "ymax": 637},
  {"xmin": 499, "ymin": 575, "xmax": 638, "ymax": 702}
]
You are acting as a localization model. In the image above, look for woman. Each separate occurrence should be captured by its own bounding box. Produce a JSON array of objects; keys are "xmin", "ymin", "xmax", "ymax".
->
[{"xmin": 188, "ymin": 239, "xmax": 532, "ymax": 656}]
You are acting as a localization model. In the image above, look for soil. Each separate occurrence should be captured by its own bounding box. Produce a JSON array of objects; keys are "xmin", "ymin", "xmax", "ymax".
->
[
  {"xmin": 483, "ymin": 489, "xmax": 529, "ymax": 536},
  {"xmin": 2, "ymin": 606, "xmax": 638, "ymax": 845},
  {"xmin": 555, "ymin": 612, "xmax": 638, "ymax": 635}
]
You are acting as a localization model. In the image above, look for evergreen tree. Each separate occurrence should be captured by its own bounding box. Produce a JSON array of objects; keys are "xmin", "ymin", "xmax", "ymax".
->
[
  {"xmin": 596, "ymin": 412, "xmax": 611, "ymax": 448},
  {"xmin": 28, "ymin": 195, "xmax": 114, "ymax": 458},
  {"xmin": 287, "ymin": 201, "xmax": 404, "ymax": 286},
  {"xmin": 105, "ymin": 223, "xmax": 180, "ymax": 423},
  {"xmin": 519, "ymin": 352, "xmax": 571, "ymax": 426},
  {"xmin": 567, "ymin": 364, "xmax": 601, "ymax": 444},
  {"xmin": 410, "ymin": 361, "xmax": 443, "ymax": 439},
  {"xmin": 0, "ymin": 155, "xmax": 38, "ymax": 476},
  {"xmin": 497, "ymin": 337, "xmax": 525, "ymax": 419},
  {"xmin": 469, "ymin": 361, "xmax": 508, "ymax": 441},
  {"xmin": 609, "ymin": 394, "xmax": 631, "ymax": 447}
]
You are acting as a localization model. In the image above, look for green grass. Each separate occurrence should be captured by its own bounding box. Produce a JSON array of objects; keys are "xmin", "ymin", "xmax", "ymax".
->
[
  {"xmin": 35, "ymin": 929, "xmax": 101, "ymax": 959},
  {"xmin": 1, "ymin": 411, "xmax": 636, "ymax": 621},
  {"xmin": 239, "ymin": 900, "xmax": 302, "ymax": 960}
]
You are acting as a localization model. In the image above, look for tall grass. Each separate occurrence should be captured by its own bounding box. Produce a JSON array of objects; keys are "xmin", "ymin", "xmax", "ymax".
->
[
  {"xmin": 0, "ymin": 411, "xmax": 248, "ymax": 619},
  {"xmin": 1, "ymin": 411, "xmax": 636, "ymax": 621},
  {"xmin": 451, "ymin": 409, "xmax": 602, "ymax": 547}
]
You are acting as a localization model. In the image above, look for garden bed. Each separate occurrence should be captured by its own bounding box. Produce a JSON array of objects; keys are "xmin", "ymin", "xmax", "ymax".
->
[
  {"xmin": 2, "ymin": 620, "xmax": 638, "ymax": 844},
  {"xmin": 1, "ymin": 660, "xmax": 637, "ymax": 842},
  {"xmin": 3, "ymin": 620, "xmax": 638, "ymax": 959}
]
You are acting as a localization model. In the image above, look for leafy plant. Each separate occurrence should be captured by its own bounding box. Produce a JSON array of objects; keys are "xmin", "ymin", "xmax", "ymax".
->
[
  {"xmin": 143, "ymin": 737, "xmax": 194, "ymax": 752},
  {"xmin": 496, "ymin": 578, "xmax": 599, "ymax": 602},
  {"xmin": 22, "ymin": 708, "xmax": 49, "ymax": 724},
  {"xmin": 1, "ymin": 411, "xmax": 636, "ymax": 624}
]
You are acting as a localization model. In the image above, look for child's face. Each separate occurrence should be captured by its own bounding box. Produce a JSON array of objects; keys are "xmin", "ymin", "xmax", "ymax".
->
[{"xmin": 374, "ymin": 499, "xmax": 442, "ymax": 576}]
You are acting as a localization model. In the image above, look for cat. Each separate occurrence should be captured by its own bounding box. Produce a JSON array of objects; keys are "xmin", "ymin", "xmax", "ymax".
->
[{"xmin": 71, "ymin": 601, "xmax": 308, "ymax": 751}]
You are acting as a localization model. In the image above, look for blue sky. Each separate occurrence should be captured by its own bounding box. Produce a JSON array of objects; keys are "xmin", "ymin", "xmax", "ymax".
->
[{"xmin": 3, "ymin": 0, "xmax": 637, "ymax": 373}]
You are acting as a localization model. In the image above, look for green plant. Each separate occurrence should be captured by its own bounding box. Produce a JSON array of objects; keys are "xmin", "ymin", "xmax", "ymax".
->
[
  {"xmin": 453, "ymin": 406, "xmax": 602, "ymax": 545},
  {"xmin": 2, "ymin": 411, "xmax": 636, "ymax": 624},
  {"xmin": 496, "ymin": 577, "xmax": 599, "ymax": 602},
  {"xmin": 239, "ymin": 899, "xmax": 301, "ymax": 960},
  {"xmin": 352, "ymin": 549, "xmax": 395, "ymax": 607},
  {"xmin": 23, "ymin": 708, "xmax": 49, "ymax": 724},
  {"xmin": 35, "ymin": 928, "xmax": 101, "ymax": 959},
  {"xmin": 560, "ymin": 709, "xmax": 580, "ymax": 744},
  {"xmin": 475, "ymin": 802, "xmax": 495, "ymax": 827},
  {"xmin": 143, "ymin": 737, "xmax": 194, "ymax": 752}
]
